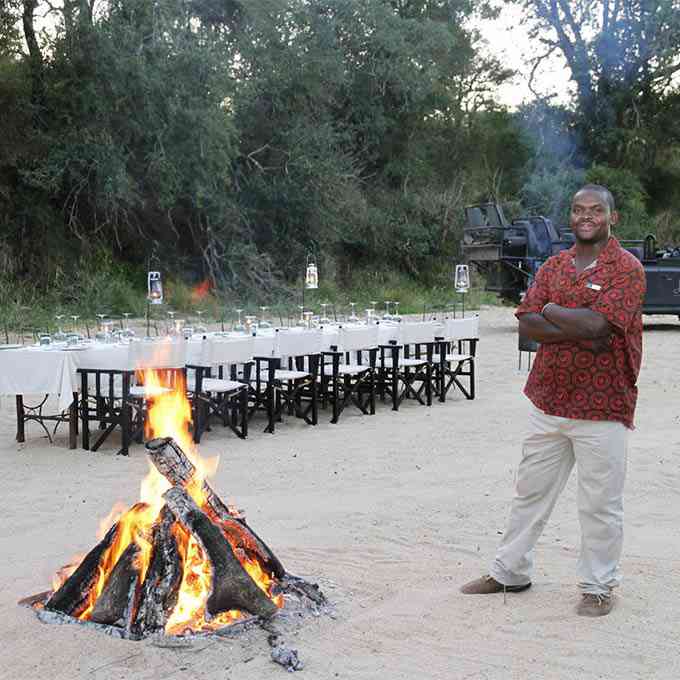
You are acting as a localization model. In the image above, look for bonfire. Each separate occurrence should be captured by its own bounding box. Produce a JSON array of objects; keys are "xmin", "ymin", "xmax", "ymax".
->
[{"xmin": 21, "ymin": 370, "xmax": 325, "ymax": 645}]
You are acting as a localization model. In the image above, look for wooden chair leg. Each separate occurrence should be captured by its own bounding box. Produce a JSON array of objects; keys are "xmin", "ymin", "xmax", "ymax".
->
[
  {"xmin": 311, "ymin": 380, "xmax": 318, "ymax": 425},
  {"xmin": 331, "ymin": 375, "xmax": 340, "ymax": 424},
  {"xmin": 80, "ymin": 374, "xmax": 90, "ymax": 450}
]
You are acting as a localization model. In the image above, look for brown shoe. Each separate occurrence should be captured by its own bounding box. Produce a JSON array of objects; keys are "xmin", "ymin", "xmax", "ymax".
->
[
  {"xmin": 576, "ymin": 593, "xmax": 614, "ymax": 617},
  {"xmin": 460, "ymin": 575, "xmax": 531, "ymax": 595}
]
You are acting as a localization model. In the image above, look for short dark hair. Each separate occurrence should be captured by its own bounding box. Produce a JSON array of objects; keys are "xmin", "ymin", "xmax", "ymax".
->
[{"xmin": 575, "ymin": 184, "xmax": 616, "ymax": 212}]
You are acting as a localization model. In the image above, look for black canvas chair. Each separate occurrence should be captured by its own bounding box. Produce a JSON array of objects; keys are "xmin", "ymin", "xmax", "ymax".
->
[
  {"xmin": 186, "ymin": 335, "xmax": 253, "ymax": 442},
  {"xmin": 79, "ymin": 339, "xmax": 186, "ymax": 455},
  {"xmin": 433, "ymin": 315, "xmax": 479, "ymax": 401},
  {"xmin": 378, "ymin": 321, "xmax": 439, "ymax": 411},
  {"xmin": 252, "ymin": 329, "xmax": 321, "ymax": 433},
  {"xmin": 320, "ymin": 324, "xmax": 378, "ymax": 423}
]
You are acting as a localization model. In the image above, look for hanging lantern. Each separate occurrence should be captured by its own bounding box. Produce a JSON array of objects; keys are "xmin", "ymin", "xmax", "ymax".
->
[
  {"xmin": 454, "ymin": 264, "xmax": 470, "ymax": 293},
  {"xmin": 305, "ymin": 256, "xmax": 319, "ymax": 290},
  {"xmin": 147, "ymin": 271, "xmax": 164, "ymax": 304}
]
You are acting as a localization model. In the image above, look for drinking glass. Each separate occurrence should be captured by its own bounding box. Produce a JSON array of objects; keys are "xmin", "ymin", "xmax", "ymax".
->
[
  {"xmin": 319, "ymin": 303, "xmax": 331, "ymax": 325},
  {"xmin": 295, "ymin": 305, "xmax": 306, "ymax": 327},
  {"xmin": 348, "ymin": 302, "xmax": 359, "ymax": 323}
]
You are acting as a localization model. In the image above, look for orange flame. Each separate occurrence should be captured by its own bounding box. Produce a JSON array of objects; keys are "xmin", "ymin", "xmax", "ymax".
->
[{"xmin": 48, "ymin": 365, "xmax": 282, "ymax": 634}]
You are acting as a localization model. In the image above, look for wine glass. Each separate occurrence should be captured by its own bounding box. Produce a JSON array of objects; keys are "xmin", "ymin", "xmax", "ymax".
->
[
  {"xmin": 196, "ymin": 310, "xmax": 207, "ymax": 334},
  {"xmin": 244, "ymin": 314, "xmax": 258, "ymax": 335},
  {"xmin": 233, "ymin": 308, "xmax": 245, "ymax": 333},
  {"xmin": 303, "ymin": 311, "xmax": 313, "ymax": 329},
  {"xmin": 393, "ymin": 301, "xmax": 401, "ymax": 321},
  {"xmin": 54, "ymin": 314, "xmax": 67, "ymax": 343},
  {"xmin": 382, "ymin": 301, "xmax": 392, "ymax": 321},
  {"xmin": 121, "ymin": 312, "xmax": 135, "ymax": 339},
  {"xmin": 96, "ymin": 313, "xmax": 107, "ymax": 329},
  {"xmin": 295, "ymin": 305, "xmax": 306, "ymax": 327},
  {"xmin": 319, "ymin": 302, "xmax": 331, "ymax": 325},
  {"xmin": 348, "ymin": 301, "xmax": 359, "ymax": 323},
  {"xmin": 259, "ymin": 306, "xmax": 272, "ymax": 329},
  {"xmin": 102, "ymin": 319, "xmax": 116, "ymax": 343}
]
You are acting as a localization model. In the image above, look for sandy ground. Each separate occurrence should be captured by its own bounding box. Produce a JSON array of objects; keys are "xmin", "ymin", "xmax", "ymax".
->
[{"xmin": 1, "ymin": 305, "xmax": 679, "ymax": 680}]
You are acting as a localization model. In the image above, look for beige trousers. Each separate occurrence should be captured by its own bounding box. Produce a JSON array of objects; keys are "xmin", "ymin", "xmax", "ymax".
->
[{"xmin": 490, "ymin": 404, "xmax": 629, "ymax": 595}]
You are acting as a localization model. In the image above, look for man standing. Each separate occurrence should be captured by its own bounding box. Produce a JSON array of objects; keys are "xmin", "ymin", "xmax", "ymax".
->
[{"xmin": 460, "ymin": 185, "xmax": 646, "ymax": 616}]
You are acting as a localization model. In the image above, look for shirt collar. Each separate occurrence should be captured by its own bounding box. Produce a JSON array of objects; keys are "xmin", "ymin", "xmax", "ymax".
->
[{"xmin": 567, "ymin": 236, "xmax": 620, "ymax": 265}]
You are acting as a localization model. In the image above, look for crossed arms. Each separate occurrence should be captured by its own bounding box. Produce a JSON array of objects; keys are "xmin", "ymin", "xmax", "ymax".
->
[{"xmin": 518, "ymin": 305, "xmax": 612, "ymax": 351}]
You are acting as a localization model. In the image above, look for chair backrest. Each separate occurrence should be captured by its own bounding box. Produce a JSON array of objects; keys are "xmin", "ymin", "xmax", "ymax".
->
[
  {"xmin": 130, "ymin": 338, "xmax": 186, "ymax": 370},
  {"xmin": 274, "ymin": 329, "xmax": 323, "ymax": 357},
  {"xmin": 207, "ymin": 336, "xmax": 254, "ymax": 365},
  {"xmin": 444, "ymin": 315, "xmax": 479, "ymax": 340},
  {"xmin": 338, "ymin": 325, "xmax": 379, "ymax": 352},
  {"xmin": 398, "ymin": 321, "xmax": 439, "ymax": 346}
]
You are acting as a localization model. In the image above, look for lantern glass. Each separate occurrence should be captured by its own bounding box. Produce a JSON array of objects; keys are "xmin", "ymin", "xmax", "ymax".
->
[
  {"xmin": 305, "ymin": 262, "xmax": 319, "ymax": 290},
  {"xmin": 147, "ymin": 271, "xmax": 164, "ymax": 304},
  {"xmin": 454, "ymin": 264, "xmax": 470, "ymax": 293}
]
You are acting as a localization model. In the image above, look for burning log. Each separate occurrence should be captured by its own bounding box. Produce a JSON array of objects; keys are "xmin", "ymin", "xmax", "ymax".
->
[
  {"xmin": 163, "ymin": 485, "xmax": 278, "ymax": 620},
  {"xmin": 45, "ymin": 523, "xmax": 119, "ymax": 617},
  {"xmin": 146, "ymin": 436, "xmax": 285, "ymax": 579},
  {"xmin": 25, "ymin": 427, "xmax": 326, "ymax": 642},
  {"xmin": 90, "ymin": 542, "xmax": 140, "ymax": 625},
  {"xmin": 131, "ymin": 506, "xmax": 182, "ymax": 636}
]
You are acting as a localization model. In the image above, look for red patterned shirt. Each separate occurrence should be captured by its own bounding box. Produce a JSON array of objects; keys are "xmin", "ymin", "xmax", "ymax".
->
[{"xmin": 516, "ymin": 237, "xmax": 646, "ymax": 429}]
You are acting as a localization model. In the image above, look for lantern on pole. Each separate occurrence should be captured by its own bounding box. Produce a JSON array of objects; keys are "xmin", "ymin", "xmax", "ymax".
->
[
  {"xmin": 146, "ymin": 270, "xmax": 163, "ymax": 337},
  {"xmin": 147, "ymin": 271, "xmax": 163, "ymax": 304},
  {"xmin": 454, "ymin": 264, "xmax": 470, "ymax": 317},
  {"xmin": 305, "ymin": 255, "xmax": 318, "ymax": 290},
  {"xmin": 302, "ymin": 253, "xmax": 318, "ymax": 313}
]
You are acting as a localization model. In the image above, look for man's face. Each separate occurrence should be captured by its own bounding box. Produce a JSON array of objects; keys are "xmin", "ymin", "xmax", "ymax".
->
[{"xmin": 570, "ymin": 190, "xmax": 617, "ymax": 244}]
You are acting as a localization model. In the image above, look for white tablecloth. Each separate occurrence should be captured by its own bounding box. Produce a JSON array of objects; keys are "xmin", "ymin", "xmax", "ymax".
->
[
  {"xmin": 0, "ymin": 321, "xmax": 451, "ymax": 412},
  {"xmin": 0, "ymin": 347, "xmax": 79, "ymax": 412}
]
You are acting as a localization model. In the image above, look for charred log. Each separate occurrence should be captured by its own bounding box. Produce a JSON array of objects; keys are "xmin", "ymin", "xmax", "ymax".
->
[
  {"xmin": 90, "ymin": 542, "xmax": 139, "ymax": 625},
  {"xmin": 45, "ymin": 523, "xmax": 119, "ymax": 616},
  {"xmin": 131, "ymin": 506, "xmax": 182, "ymax": 636},
  {"xmin": 145, "ymin": 437, "xmax": 285, "ymax": 579},
  {"xmin": 277, "ymin": 575, "xmax": 327, "ymax": 606},
  {"xmin": 163, "ymin": 486, "xmax": 278, "ymax": 620}
]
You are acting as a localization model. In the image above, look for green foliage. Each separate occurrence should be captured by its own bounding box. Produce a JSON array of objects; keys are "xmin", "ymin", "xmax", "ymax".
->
[{"xmin": 3, "ymin": 0, "xmax": 680, "ymax": 315}]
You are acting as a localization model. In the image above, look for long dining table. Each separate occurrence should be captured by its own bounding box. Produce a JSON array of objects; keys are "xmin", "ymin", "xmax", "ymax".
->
[{"xmin": 0, "ymin": 319, "xmax": 452, "ymax": 449}]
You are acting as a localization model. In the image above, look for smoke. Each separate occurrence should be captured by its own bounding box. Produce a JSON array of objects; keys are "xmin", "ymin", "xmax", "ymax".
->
[{"xmin": 515, "ymin": 101, "xmax": 586, "ymax": 227}]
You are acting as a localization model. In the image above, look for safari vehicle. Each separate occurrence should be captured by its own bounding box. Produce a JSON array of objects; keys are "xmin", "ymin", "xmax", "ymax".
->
[{"xmin": 461, "ymin": 203, "xmax": 680, "ymax": 319}]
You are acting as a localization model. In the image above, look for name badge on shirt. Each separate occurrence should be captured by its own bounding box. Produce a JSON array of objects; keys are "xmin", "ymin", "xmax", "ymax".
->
[{"xmin": 586, "ymin": 281, "xmax": 602, "ymax": 291}]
